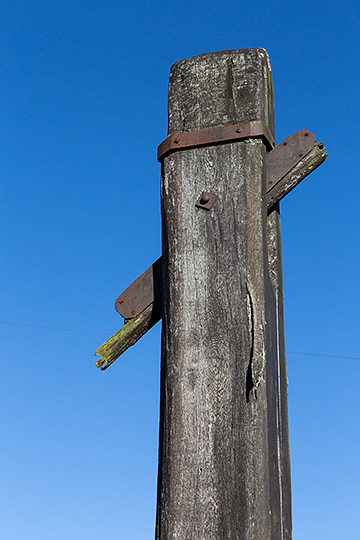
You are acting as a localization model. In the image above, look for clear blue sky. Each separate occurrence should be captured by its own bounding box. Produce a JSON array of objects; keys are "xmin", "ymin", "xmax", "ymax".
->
[{"xmin": 1, "ymin": 1, "xmax": 359, "ymax": 539}]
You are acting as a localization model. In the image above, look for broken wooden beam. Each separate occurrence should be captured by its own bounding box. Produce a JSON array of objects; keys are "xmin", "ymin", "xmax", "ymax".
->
[{"xmin": 95, "ymin": 297, "xmax": 161, "ymax": 370}]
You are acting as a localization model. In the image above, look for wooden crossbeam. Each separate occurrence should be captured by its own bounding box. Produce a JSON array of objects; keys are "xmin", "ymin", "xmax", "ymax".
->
[{"xmin": 95, "ymin": 132, "xmax": 327, "ymax": 370}]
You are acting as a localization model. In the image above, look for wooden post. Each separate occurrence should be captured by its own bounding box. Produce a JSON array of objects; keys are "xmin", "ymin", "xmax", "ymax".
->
[{"xmin": 156, "ymin": 49, "xmax": 291, "ymax": 539}]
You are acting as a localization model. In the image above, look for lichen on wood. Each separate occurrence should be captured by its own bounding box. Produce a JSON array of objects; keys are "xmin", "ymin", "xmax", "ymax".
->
[{"xmin": 94, "ymin": 300, "xmax": 161, "ymax": 370}]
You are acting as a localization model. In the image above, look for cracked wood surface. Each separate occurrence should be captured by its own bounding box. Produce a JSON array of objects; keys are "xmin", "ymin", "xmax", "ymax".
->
[{"xmin": 156, "ymin": 49, "xmax": 291, "ymax": 540}]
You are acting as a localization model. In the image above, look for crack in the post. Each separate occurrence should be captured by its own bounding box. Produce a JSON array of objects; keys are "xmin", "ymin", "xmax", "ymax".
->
[
  {"xmin": 246, "ymin": 285, "xmax": 255, "ymax": 402},
  {"xmin": 225, "ymin": 58, "xmax": 236, "ymax": 123},
  {"xmin": 246, "ymin": 283, "xmax": 266, "ymax": 401}
]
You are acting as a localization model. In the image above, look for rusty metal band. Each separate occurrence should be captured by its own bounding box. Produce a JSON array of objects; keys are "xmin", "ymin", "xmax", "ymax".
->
[{"xmin": 157, "ymin": 120, "xmax": 275, "ymax": 162}]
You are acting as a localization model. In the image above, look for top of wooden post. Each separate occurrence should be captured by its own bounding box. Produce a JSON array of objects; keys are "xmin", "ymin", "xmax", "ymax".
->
[{"xmin": 168, "ymin": 48, "xmax": 274, "ymax": 138}]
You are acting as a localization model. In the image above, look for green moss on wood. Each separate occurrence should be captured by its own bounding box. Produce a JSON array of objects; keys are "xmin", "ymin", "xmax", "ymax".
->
[{"xmin": 94, "ymin": 300, "xmax": 161, "ymax": 370}]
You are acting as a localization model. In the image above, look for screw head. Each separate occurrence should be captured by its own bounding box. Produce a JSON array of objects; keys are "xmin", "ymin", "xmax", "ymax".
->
[
  {"xmin": 195, "ymin": 191, "xmax": 217, "ymax": 210},
  {"xmin": 200, "ymin": 193, "xmax": 210, "ymax": 204}
]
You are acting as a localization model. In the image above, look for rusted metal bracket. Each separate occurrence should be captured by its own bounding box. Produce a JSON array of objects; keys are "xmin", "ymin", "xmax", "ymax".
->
[
  {"xmin": 195, "ymin": 191, "xmax": 217, "ymax": 210},
  {"xmin": 115, "ymin": 257, "xmax": 162, "ymax": 320},
  {"xmin": 157, "ymin": 120, "xmax": 275, "ymax": 162},
  {"xmin": 267, "ymin": 129, "xmax": 316, "ymax": 205}
]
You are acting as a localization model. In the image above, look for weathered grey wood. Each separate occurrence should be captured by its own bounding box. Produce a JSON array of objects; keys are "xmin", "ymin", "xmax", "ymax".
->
[
  {"xmin": 156, "ymin": 49, "xmax": 291, "ymax": 539},
  {"xmin": 94, "ymin": 299, "xmax": 161, "ymax": 370},
  {"xmin": 265, "ymin": 142, "xmax": 327, "ymax": 539},
  {"xmin": 262, "ymin": 141, "xmax": 328, "ymax": 540},
  {"xmin": 266, "ymin": 204, "xmax": 292, "ymax": 539}
]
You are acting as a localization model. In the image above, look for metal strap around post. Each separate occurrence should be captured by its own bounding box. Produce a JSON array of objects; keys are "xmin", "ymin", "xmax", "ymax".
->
[{"xmin": 157, "ymin": 119, "xmax": 275, "ymax": 162}]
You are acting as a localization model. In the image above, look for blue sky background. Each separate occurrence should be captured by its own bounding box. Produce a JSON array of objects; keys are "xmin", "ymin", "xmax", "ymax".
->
[{"xmin": 1, "ymin": 1, "xmax": 359, "ymax": 539}]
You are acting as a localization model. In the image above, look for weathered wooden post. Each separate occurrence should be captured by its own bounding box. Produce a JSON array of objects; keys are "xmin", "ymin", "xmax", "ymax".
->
[
  {"xmin": 156, "ymin": 49, "xmax": 290, "ymax": 539},
  {"xmin": 94, "ymin": 47, "xmax": 327, "ymax": 540}
]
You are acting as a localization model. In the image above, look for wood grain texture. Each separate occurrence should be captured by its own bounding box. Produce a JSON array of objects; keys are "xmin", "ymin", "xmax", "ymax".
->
[
  {"xmin": 156, "ymin": 49, "xmax": 291, "ymax": 540},
  {"xmin": 266, "ymin": 206, "xmax": 292, "ymax": 540}
]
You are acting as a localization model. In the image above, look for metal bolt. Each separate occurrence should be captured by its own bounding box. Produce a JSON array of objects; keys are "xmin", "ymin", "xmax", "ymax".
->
[
  {"xmin": 118, "ymin": 299, "xmax": 123, "ymax": 303},
  {"xmin": 174, "ymin": 138, "xmax": 179, "ymax": 144},
  {"xmin": 236, "ymin": 129, "xmax": 242, "ymax": 134},
  {"xmin": 304, "ymin": 132, "xmax": 309, "ymax": 137},
  {"xmin": 200, "ymin": 193, "xmax": 210, "ymax": 204},
  {"xmin": 196, "ymin": 191, "xmax": 217, "ymax": 210},
  {"xmin": 283, "ymin": 142, "xmax": 287, "ymax": 146}
]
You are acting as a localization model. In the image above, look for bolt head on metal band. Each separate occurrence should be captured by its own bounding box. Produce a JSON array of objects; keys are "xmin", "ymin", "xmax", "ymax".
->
[{"xmin": 157, "ymin": 120, "xmax": 275, "ymax": 162}]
